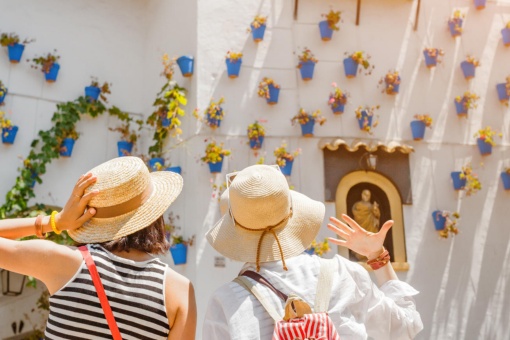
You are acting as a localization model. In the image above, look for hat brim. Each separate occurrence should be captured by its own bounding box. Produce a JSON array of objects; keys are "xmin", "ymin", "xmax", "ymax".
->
[
  {"xmin": 207, "ymin": 190, "xmax": 325, "ymax": 263},
  {"xmin": 68, "ymin": 171, "xmax": 183, "ymax": 243}
]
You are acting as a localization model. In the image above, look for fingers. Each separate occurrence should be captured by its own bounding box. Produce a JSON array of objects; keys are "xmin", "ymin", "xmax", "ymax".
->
[
  {"xmin": 378, "ymin": 220, "xmax": 394, "ymax": 237},
  {"xmin": 76, "ymin": 208, "xmax": 97, "ymax": 226},
  {"xmin": 74, "ymin": 174, "xmax": 97, "ymax": 198},
  {"xmin": 329, "ymin": 216, "xmax": 354, "ymax": 234},
  {"xmin": 327, "ymin": 223, "xmax": 351, "ymax": 240},
  {"xmin": 340, "ymin": 214, "xmax": 363, "ymax": 231},
  {"xmin": 327, "ymin": 237, "xmax": 347, "ymax": 246},
  {"xmin": 78, "ymin": 190, "xmax": 100, "ymax": 210},
  {"xmin": 75, "ymin": 173, "xmax": 92, "ymax": 188}
]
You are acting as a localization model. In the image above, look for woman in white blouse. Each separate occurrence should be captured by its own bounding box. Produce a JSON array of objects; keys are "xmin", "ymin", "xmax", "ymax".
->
[{"xmin": 203, "ymin": 165, "xmax": 423, "ymax": 340}]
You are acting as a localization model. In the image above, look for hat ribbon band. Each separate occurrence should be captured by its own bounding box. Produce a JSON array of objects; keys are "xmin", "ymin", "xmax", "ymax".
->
[{"xmin": 93, "ymin": 184, "xmax": 153, "ymax": 219}]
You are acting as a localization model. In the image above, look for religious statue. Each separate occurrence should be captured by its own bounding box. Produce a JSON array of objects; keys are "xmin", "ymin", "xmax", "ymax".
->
[{"xmin": 351, "ymin": 189, "xmax": 380, "ymax": 233}]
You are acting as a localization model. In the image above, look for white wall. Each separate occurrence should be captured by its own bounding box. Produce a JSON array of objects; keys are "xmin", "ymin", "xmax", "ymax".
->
[{"xmin": 1, "ymin": 0, "xmax": 510, "ymax": 339}]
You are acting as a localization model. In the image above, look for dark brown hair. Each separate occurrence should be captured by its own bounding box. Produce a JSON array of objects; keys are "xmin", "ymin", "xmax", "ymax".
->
[{"xmin": 99, "ymin": 215, "xmax": 170, "ymax": 255}]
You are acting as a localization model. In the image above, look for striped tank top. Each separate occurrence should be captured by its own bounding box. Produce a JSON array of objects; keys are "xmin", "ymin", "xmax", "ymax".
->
[{"xmin": 44, "ymin": 244, "xmax": 169, "ymax": 339}]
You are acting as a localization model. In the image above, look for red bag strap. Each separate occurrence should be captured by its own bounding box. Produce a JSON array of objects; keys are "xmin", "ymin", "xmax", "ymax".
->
[{"xmin": 79, "ymin": 246, "xmax": 122, "ymax": 340}]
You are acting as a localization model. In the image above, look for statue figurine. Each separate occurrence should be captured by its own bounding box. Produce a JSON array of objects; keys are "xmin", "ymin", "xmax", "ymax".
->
[{"xmin": 352, "ymin": 189, "xmax": 380, "ymax": 234}]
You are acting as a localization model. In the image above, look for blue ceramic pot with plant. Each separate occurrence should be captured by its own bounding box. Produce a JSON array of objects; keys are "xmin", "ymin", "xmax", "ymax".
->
[
  {"xmin": 331, "ymin": 103, "xmax": 345, "ymax": 114},
  {"xmin": 319, "ymin": 21, "xmax": 333, "ymax": 41},
  {"xmin": 208, "ymin": 161, "xmax": 223, "ymax": 174},
  {"xmin": 60, "ymin": 137, "xmax": 76, "ymax": 157},
  {"xmin": 343, "ymin": 57, "xmax": 358, "ymax": 78},
  {"xmin": 431, "ymin": 210, "xmax": 446, "ymax": 231},
  {"xmin": 502, "ymin": 27, "xmax": 510, "ymax": 46},
  {"xmin": 249, "ymin": 136, "xmax": 264, "ymax": 150},
  {"xmin": 357, "ymin": 110, "xmax": 373, "ymax": 130},
  {"xmin": 8, "ymin": 43, "xmax": 24, "ymax": 63},
  {"xmin": 460, "ymin": 61, "xmax": 475, "ymax": 80},
  {"xmin": 474, "ymin": 0, "xmax": 486, "ymax": 9},
  {"xmin": 410, "ymin": 121, "xmax": 426, "ymax": 141},
  {"xmin": 299, "ymin": 61, "xmax": 316, "ymax": 80},
  {"xmin": 267, "ymin": 84, "xmax": 280, "ymax": 105},
  {"xmin": 501, "ymin": 171, "xmax": 510, "ymax": 190},
  {"xmin": 496, "ymin": 83, "xmax": 509, "ymax": 103},
  {"xmin": 448, "ymin": 19, "xmax": 463, "ymax": 37},
  {"xmin": 304, "ymin": 248, "xmax": 315, "ymax": 255},
  {"xmin": 423, "ymin": 49, "xmax": 438, "ymax": 68},
  {"xmin": 280, "ymin": 160, "xmax": 293, "ymax": 176},
  {"xmin": 207, "ymin": 112, "xmax": 221, "ymax": 128},
  {"xmin": 161, "ymin": 114, "xmax": 170, "ymax": 127},
  {"xmin": 166, "ymin": 166, "xmax": 182, "ymax": 174},
  {"xmin": 251, "ymin": 24, "xmax": 266, "ymax": 42},
  {"xmin": 1, "ymin": 126, "xmax": 18, "ymax": 144},
  {"xmin": 85, "ymin": 86, "xmax": 101, "ymax": 101},
  {"xmin": 451, "ymin": 171, "xmax": 466, "ymax": 190},
  {"xmin": 149, "ymin": 157, "xmax": 165, "ymax": 171},
  {"xmin": 454, "ymin": 98, "xmax": 467, "ymax": 116},
  {"xmin": 177, "ymin": 56, "xmax": 194, "ymax": 77},
  {"xmin": 117, "ymin": 141, "xmax": 133, "ymax": 157},
  {"xmin": 45, "ymin": 63, "xmax": 60, "ymax": 82},
  {"xmin": 226, "ymin": 58, "xmax": 242, "ymax": 78},
  {"xmin": 300, "ymin": 120, "xmax": 315, "ymax": 137},
  {"xmin": 0, "ymin": 88, "xmax": 7, "ymax": 105},
  {"xmin": 477, "ymin": 138, "xmax": 492, "ymax": 155},
  {"xmin": 170, "ymin": 243, "xmax": 187, "ymax": 265}
]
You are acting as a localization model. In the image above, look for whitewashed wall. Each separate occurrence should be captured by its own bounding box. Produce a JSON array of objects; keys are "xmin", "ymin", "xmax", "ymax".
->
[{"xmin": 1, "ymin": 0, "xmax": 510, "ymax": 339}]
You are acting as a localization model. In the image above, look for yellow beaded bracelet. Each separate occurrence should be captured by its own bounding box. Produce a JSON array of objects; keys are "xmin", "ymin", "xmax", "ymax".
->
[{"xmin": 50, "ymin": 211, "xmax": 61, "ymax": 234}]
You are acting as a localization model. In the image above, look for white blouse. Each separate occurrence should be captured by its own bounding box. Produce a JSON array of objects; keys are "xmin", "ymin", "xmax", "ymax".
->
[{"xmin": 203, "ymin": 254, "xmax": 423, "ymax": 340}]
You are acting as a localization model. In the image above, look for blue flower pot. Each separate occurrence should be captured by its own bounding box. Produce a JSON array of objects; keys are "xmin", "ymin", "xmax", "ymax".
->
[
  {"xmin": 177, "ymin": 56, "xmax": 194, "ymax": 77},
  {"xmin": 460, "ymin": 61, "xmax": 475, "ymax": 80},
  {"xmin": 299, "ymin": 61, "xmax": 315, "ymax": 80},
  {"xmin": 474, "ymin": 0, "xmax": 486, "ymax": 9},
  {"xmin": 7, "ymin": 43, "xmax": 24, "ymax": 63},
  {"xmin": 207, "ymin": 111, "xmax": 221, "ymax": 129},
  {"xmin": 149, "ymin": 157, "xmax": 165, "ymax": 171},
  {"xmin": 451, "ymin": 171, "xmax": 466, "ymax": 190},
  {"xmin": 496, "ymin": 83, "xmax": 509, "ymax": 103},
  {"xmin": 357, "ymin": 110, "xmax": 373, "ymax": 130},
  {"xmin": 249, "ymin": 136, "xmax": 264, "ymax": 150},
  {"xmin": 319, "ymin": 21, "xmax": 333, "ymax": 41},
  {"xmin": 117, "ymin": 141, "xmax": 133, "ymax": 157},
  {"xmin": 279, "ymin": 159, "xmax": 294, "ymax": 176},
  {"xmin": 85, "ymin": 86, "xmax": 101, "ymax": 101},
  {"xmin": 170, "ymin": 244, "xmax": 187, "ymax": 265},
  {"xmin": 161, "ymin": 114, "xmax": 170, "ymax": 127},
  {"xmin": 477, "ymin": 138, "xmax": 492, "ymax": 155},
  {"xmin": 448, "ymin": 19, "xmax": 463, "ymax": 37},
  {"xmin": 208, "ymin": 161, "xmax": 223, "ymax": 174},
  {"xmin": 251, "ymin": 24, "xmax": 266, "ymax": 42},
  {"xmin": 59, "ymin": 138, "xmax": 75, "ymax": 157},
  {"xmin": 304, "ymin": 248, "xmax": 315, "ymax": 255},
  {"xmin": 423, "ymin": 50, "xmax": 438, "ymax": 68},
  {"xmin": 2, "ymin": 126, "xmax": 18, "ymax": 144},
  {"xmin": 410, "ymin": 121, "xmax": 426, "ymax": 141},
  {"xmin": 432, "ymin": 210, "xmax": 446, "ymax": 231},
  {"xmin": 0, "ymin": 88, "xmax": 7, "ymax": 105},
  {"xmin": 386, "ymin": 81, "xmax": 400, "ymax": 94},
  {"xmin": 166, "ymin": 166, "xmax": 182, "ymax": 174},
  {"xmin": 300, "ymin": 120, "xmax": 315, "ymax": 137},
  {"xmin": 331, "ymin": 103, "xmax": 345, "ymax": 114},
  {"xmin": 267, "ymin": 84, "xmax": 280, "ymax": 105},
  {"xmin": 501, "ymin": 172, "xmax": 510, "ymax": 190},
  {"xmin": 45, "ymin": 63, "xmax": 60, "ymax": 82},
  {"xmin": 343, "ymin": 57, "xmax": 358, "ymax": 78},
  {"xmin": 454, "ymin": 98, "xmax": 467, "ymax": 116},
  {"xmin": 502, "ymin": 28, "xmax": 510, "ymax": 46},
  {"xmin": 226, "ymin": 58, "xmax": 242, "ymax": 78}
]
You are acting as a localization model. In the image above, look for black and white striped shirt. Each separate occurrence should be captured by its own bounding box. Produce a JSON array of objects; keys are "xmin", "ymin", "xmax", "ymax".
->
[{"xmin": 45, "ymin": 244, "xmax": 169, "ymax": 339}]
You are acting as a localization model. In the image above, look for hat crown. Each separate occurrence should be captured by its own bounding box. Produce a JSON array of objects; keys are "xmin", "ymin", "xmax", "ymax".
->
[
  {"xmin": 86, "ymin": 157, "xmax": 150, "ymax": 208},
  {"xmin": 230, "ymin": 165, "xmax": 291, "ymax": 230}
]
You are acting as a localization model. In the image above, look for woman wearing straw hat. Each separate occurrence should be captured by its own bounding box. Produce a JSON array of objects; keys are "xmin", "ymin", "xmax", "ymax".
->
[
  {"xmin": 203, "ymin": 164, "xmax": 422, "ymax": 339},
  {"xmin": 0, "ymin": 157, "xmax": 196, "ymax": 340}
]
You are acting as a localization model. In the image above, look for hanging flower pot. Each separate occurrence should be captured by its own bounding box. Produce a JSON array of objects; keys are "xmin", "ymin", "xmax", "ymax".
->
[
  {"xmin": 203, "ymin": 98, "xmax": 225, "ymax": 129},
  {"xmin": 44, "ymin": 63, "xmax": 60, "ymax": 83},
  {"xmin": 423, "ymin": 48, "xmax": 444, "ymax": 68},
  {"xmin": 331, "ymin": 103, "xmax": 345, "ymax": 114},
  {"xmin": 297, "ymin": 48, "xmax": 318, "ymax": 81},
  {"xmin": 502, "ymin": 23, "xmax": 510, "ymax": 46},
  {"xmin": 30, "ymin": 171, "xmax": 37, "ymax": 188},
  {"xmin": 149, "ymin": 157, "xmax": 165, "ymax": 171},
  {"xmin": 177, "ymin": 56, "xmax": 194, "ymax": 77},
  {"xmin": 329, "ymin": 83, "xmax": 347, "ymax": 114},
  {"xmin": 251, "ymin": 24, "xmax": 266, "ymax": 42},
  {"xmin": 201, "ymin": 141, "xmax": 230, "ymax": 173},
  {"xmin": 207, "ymin": 112, "xmax": 222, "ymax": 129},
  {"xmin": 258, "ymin": 78, "xmax": 280, "ymax": 105},
  {"xmin": 280, "ymin": 159, "xmax": 293, "ymax": 176},
  {"xmin": 225, "ymin": 52, "xmax": 243, "ymax": 78},
  {"xmin": 31, "ymin": 51, "xmax": 61, "ymax": 82},
  {"xmin": 451, "ymin": 171, "xmax": 466, "ymax": 190},
  {"xmin": 85, "ymin": 86, "xmax": 101, "ymax": 101},
  {"xmin": 343, "ymin": 57, "xmax": 358, "ymax": 78},
  {"xmin": 170, "ymin": 243, "xmax": 188, "ymax": 265},
  {"xmin": 410, "ymin": 121, "xmax": 426, "ymax": 140},
  {"xmin": 166, "ymin": 166, "xmax": 182, "ymax": 174},
  {"xmin": 477, "ymin": 138, "xmax": 492, "ymax": 155},
  {"xmin": 208, "ymin": 161, "xmax": 223, "ymax": 173},
  {"xmin": 7, "ymin": 43, "xmax": 25, "ymax": 63},
  {"xmin": 454, "ymin": 92, "xmax": 479, "ymax": 117},
  {"xmin": 474, "ymin": 0, "xmax": 486, "ymax": 10},
  {"xmin": 59, "ymin": 137, "xmax": 76, "ymax": 157},
  {"xmin": 319, "ymin": 10, "xmax": 340, "ymax": 41},
  {"xmin": 274, "ymin": 142, "xmax": 300, "ymax": 176},
  {"xmin": 249, "ymin": 136, "xmax": 264, "ymax": 150},
  {"xmin": 2, "ymin": 126, "xmax": 18, "ymax": 144},
  {"xmin": 0, "ymin": 83, "xmax": 7, "ymax": 105},
  {"xmin": 292, "ymin": 109, "xmax": 325, "ymax": 137},
  {"xmin": 357, "ymin": 110, "xmax": 372, "ymax": 130},
  {"xmin": 355, "ymin": 105, "xmax": 379, "ymax": 134},
  {"xmin": 267, "ymin": 84, "xmax": 280, "ymax": 104},
  {"xmin": 474, "ymin": 127, "xmax": 500, "ymax": 156},
  {"xmin": 501, "ymin": 171, "xmax": 510, "ymax": 190},
  {"xmin": 247, "ymin": 121, "xmax": 265, "ymax": 150},
  {"xmin": 117, "ymin": 141, "xmax": 133, "ymax": 157},
  {"xmin": 431, "ymin": 210, "xmax": 446, "ymax": 231},
  {"xmin": 300, "ymin": 120, "xmax": 315, "ymax": 137},
  {"xmin": 448, "ymin": 11, "xmax": 464, "ymax": 38},
  {"xmin": 319, "ymin": 21, "xmax": 333, "ymax": 41},
  {"xmin": 344, "ymin": 51, "xmax": 374, "ymax": 78},
  {"xmin": 380, "ymin": 70, "xmax": 401, "ymax": 95},
  {"xmin": 496, "ymin": 83, "xmax": 510, "ymax": 103}
]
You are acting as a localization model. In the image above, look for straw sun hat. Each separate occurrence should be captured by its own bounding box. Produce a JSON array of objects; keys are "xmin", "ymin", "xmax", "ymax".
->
[
  {"xmin": 206, "ymin": 164, "xmax": 325, "ymax": 269},
  {"xmin": 68, "ymin": 156, "xmax": 183, "ymax": 243}
]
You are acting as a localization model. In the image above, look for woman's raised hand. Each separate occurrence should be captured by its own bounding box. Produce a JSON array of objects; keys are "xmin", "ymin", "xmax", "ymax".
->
[{"xmin": 327, "ymin": 214, "xmax": 393, "ymax": 260}]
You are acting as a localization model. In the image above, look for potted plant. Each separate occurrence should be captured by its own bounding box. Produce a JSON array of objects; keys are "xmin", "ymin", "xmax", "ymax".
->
[
  {"xmin": 226, "ymin": 51, "xmax": 243, "ymax": 78},
  {"xmin": 202, "ymin": 97, "xmax": 225, "ymax": 129},
  {"xmin": 410, "ymin": 114, "xmax": 433, "ymax": 140},
  {"xmin": 0, "ymin": 33, "xmax": 34, "ymax": 63},
  {"xmin": 305, "ymin": 238, "xmax": 331, "ymax": 256},
  {"xmin": 258, "ymin": 77, "xmax": 280, "ymax": 105},
  {"xmin": 423, "ymin": 48, "xmax": 445, "ymax": 68},
  {"xmin": 502, "ymin": 21, "xmax": 510, "ymax": 46},
  {"xmin": 0, "ymin": 111, "xmax": 18, "ymax": 145},
  {"xmin": 496, "ymin": 76, "xmax": 510, "ymax": 104},
  {"xmin": 501, "ymin": 167, "xmax": 510, "ymax": 190},
  {"xmin": 247, "ymin": 120, "xmax": 266, "ymax": 150},
  {"xmin": 319, "ymin": 9, "xmax": 341, "ymax": 41},
  {"xmin": 431, "ymin": 210, "xmax": 460, "ymax": 238},
  {"xmin": 85, "ymin": 78, "xmax": 111, "ymax": 102},
  {"xmin": 108, "ymin": 107, "xmax": 142, "ymax": 157},
  {"xmin": 297, "ymin": 48, "xmax": 318, "ymax": 81},
  {"xmin": 328, "ymin": 82, "xmax": 348, "ymax": 114},
  {"xmin": 201, "ymin": 140, "xmax": 231, "ymax": 173},
  {"xmin": 343, "ymin": 51, "xmax": 374, "ymax": 78},
  {"xmin": 59, "ymin": 128, "xmax": 79, "ymax": 157},
  {"xmin": 355, "ymin": 105, "xmax": 380, "ymax": 134},
  {"xmin": 474, "ymin": 126, "xmax": 502, "ymax": 155},
  {"xmin": 176, "ymin": 55, "xmax": 194, "ymax": 77},
  {"xmin": 249, "ymin": 15, "xmax": 267, "ymax": 42},
  {"xmin": 460, "ymin": 55, "xmax": 480, "ymax": 80},
  {"xmin": 274, "ymin": 142, "xmax": 301, "ymax": 176},
  {"xmin": 379, "ymin": 70, "xmax": 401, "ymax": 95},
  {"xmin": 451, "ymin": 163, "xmax": 481, "ymax": 196},
  {"xmin": 448, "ymin": 10, "xmax": 464, "ymax": 38},
  {"xmin": 454, "ymin": 91, "xmax": 479, "ymax": 117},
  {"xmin": 30, "ymin": 50, "xmax": 61, "ymax": 82},
  {"xmin": 474, "ymin": 0, "xmax": 486, "ymax": 10},
  {"xmin": 165, "ymin": 213, "xmax": 195, "ymax": 265},
  {"xmin": 291, "ymin": 108, "xmax": 326, "ymax": 137},
  {"xmin": 0, "ymin": 80, "xmax": 7, "ymax": 105}
]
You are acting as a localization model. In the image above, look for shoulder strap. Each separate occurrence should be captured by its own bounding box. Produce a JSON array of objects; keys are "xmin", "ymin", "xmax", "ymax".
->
[
  {"xmin": 314, "ymin": 257, "xmax": 338, "ymax": 313},
  {"xmin": 78, "ymin": 246, "xmax": 122, "ymax": 340},
  {"xmin": 234, "ymin": 276, "xmax": 283, "ymax": 322},
  {"xmin": 241, "ymin": 270, "xmax": 288, "ymax": 301}
]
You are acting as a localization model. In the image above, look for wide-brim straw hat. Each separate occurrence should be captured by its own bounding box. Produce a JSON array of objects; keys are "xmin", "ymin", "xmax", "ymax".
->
[
  {"xmin": 207, "ymin": 164, "xmax": 325, "ymax": 264},
  {"xmin": 68, "ymin": 156, "xmax": 183, "ymax": 243}
]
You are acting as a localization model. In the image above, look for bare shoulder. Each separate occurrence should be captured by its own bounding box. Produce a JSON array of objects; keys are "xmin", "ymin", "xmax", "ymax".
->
[{"xmin": 164, "ymin": 267, "xmax": 196, "ymax": 333}]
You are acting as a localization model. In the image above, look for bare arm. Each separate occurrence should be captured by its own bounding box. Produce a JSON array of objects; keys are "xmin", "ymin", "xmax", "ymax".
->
[{"xmin": 166, "ymin": 269, "xmax": 197, "ymax": 340}]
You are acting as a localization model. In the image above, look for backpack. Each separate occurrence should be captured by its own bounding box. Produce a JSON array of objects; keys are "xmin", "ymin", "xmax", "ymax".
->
[{"xmin": 234, "ymin": 258, "xmax": 340, "ymax": 340}]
